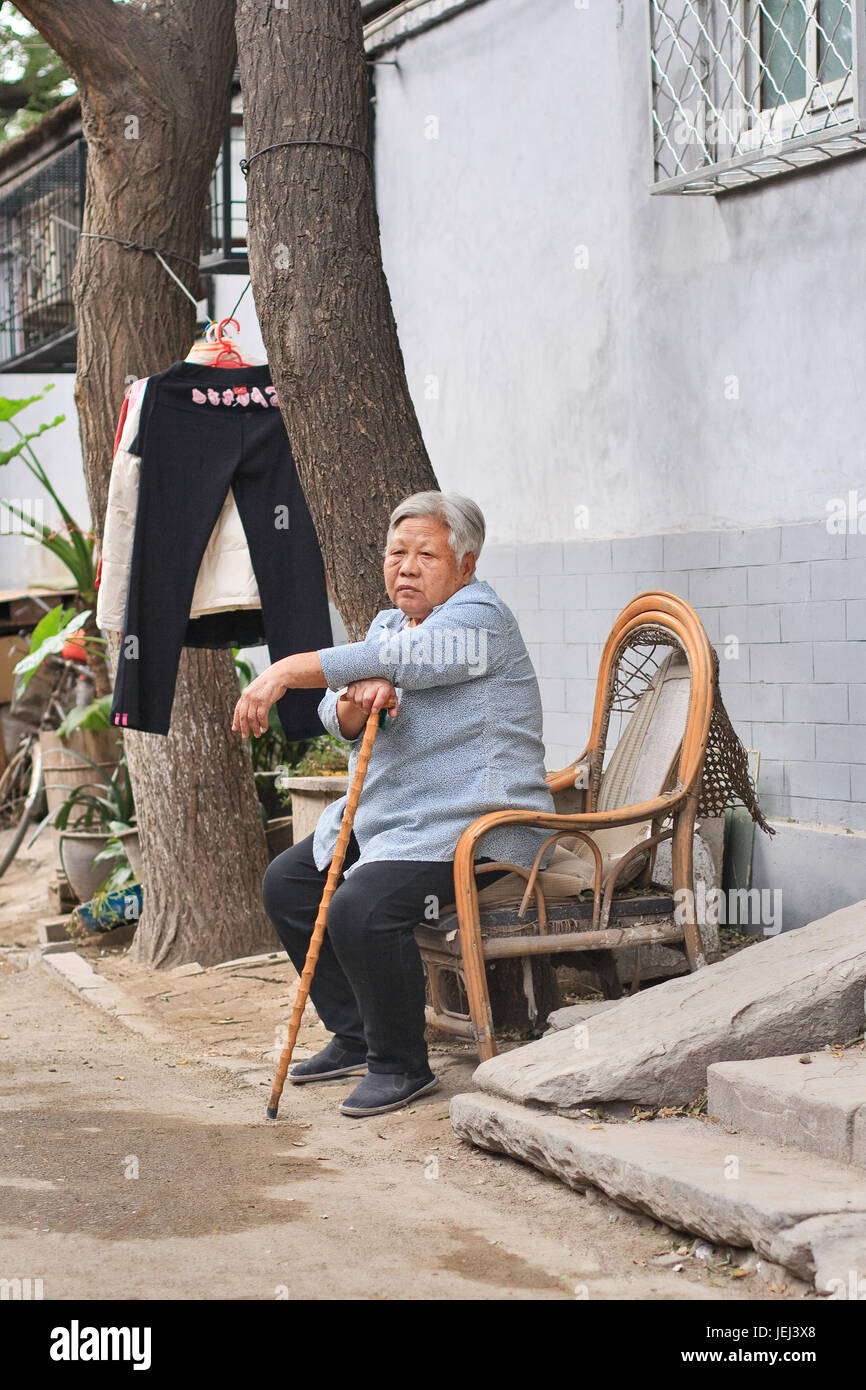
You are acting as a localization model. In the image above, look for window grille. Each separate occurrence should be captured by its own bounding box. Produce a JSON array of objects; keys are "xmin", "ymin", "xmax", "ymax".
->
[
  {"xmin": 201, "ymin": 118, "xmax": 249, "ymax": 273},
  {"xmin": 650, "ymin": 0, "xmax": 866, "ymax": 192},
  {"xmin": 0, "ymin": 140, "xmax": 84, "ymax": 370}
]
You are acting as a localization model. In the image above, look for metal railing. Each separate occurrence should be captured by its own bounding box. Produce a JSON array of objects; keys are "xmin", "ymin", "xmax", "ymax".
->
[
  {"xmin": 0, "ymin": 140, "xmax": 84, "ymax": 370},
  {"xmin": 0, "ymin": 117, "xmax": 252, "ymax": 370},
  {"xmin": 650, "ymin": 0, "xmax": 866, "ymax": 192},
  {"xmin": 201, "ymin": 117, "xmax": 249, "ymax": 274}
]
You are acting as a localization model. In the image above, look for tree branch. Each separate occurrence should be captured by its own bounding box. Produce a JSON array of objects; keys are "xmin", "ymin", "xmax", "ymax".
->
[{"xmin": 15, "ymin": 0, "xmax": 142, "ymax": 88}]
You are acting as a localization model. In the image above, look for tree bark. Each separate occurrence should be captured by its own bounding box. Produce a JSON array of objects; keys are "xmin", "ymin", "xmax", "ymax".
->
[
  {"xmin": 19, "ymin": 0, "xmax": 276, "ymax": 968},
  {"xmin": 234, "ymin": 0, "xmax": 438, "ymax": 638}
]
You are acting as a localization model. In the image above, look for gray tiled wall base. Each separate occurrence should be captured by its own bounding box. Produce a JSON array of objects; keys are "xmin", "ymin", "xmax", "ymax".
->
[{"xmin": 479, "ymin": 522, "xmax": 865, "ymax": 931}]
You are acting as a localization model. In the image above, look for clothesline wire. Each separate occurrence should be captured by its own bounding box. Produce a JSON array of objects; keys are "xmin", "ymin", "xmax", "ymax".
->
[
  {"xmin": 51, "ymin": 214, "xmax": 255, "ymax": 324},
  {"xmin": 240, "ymin": 138, "xmax": 371, "ymax": 178},
  {"xmin": 50, "ymin": 213, "xmax": 200, "ymax": 308},
  {"xmin": 227, "ymin": 278, "xmax": 252, "ymax": 321}
]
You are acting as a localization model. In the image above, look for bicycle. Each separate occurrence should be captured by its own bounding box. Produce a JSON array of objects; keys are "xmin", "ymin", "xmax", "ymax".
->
[{"xmin": 0, "ymin": 649, "xmax": 93, "ymax": 879}]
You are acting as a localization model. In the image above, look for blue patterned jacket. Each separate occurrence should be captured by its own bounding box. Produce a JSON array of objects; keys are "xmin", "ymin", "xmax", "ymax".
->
[{"xmin": 314, "ymin": 576, "xmax": 556, "ymax": 876}]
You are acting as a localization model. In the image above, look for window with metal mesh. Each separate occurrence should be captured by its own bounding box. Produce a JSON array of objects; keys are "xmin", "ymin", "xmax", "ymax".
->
[
  {"xmin": 650, "ymin": 0, "xmax": 865, "ymax": 192},
  {"xmin": 0, "ymin": 141, "xmax": 83, "ymax": 370}
]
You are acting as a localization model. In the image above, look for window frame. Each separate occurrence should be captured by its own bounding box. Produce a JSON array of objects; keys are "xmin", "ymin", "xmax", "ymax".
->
[{"xmin": 649, "ymin": 0, "xmax": 866, "ymax": 193}]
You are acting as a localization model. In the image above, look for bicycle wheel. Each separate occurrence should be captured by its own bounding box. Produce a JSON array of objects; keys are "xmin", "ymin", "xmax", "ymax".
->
[{"xmin": 0, "ymin": 736, "xmax": 44, "ymax": 879}]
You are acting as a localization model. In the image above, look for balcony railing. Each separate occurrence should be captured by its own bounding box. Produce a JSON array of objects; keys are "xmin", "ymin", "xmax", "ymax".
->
[
  {"xmin": 0, "ymin": 139, "xmax": 85, "ymax": 371},
  {"xmin": 0, "ymin": 118, "xmax": 251, "ymax": 372}
]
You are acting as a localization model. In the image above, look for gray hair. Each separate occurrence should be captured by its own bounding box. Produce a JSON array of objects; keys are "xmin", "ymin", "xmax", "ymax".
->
[{"xmin": 385, "ymin": 491, "xmax": 486, "ymax": 565}]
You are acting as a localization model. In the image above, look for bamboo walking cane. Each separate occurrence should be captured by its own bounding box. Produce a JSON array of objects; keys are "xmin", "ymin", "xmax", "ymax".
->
[{"xmin": 266, "ymin": 705, "xmax": 386, "ymax": 1119}]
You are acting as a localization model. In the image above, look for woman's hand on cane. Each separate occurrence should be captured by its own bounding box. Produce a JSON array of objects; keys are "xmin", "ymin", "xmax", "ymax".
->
[{"xmin": 336, "ymin": 679, "xmax": 399, "ymax": 740}]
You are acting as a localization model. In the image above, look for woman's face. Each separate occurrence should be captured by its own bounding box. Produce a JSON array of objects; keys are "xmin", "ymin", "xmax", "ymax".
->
[{"xmin": 383, "ymin": 517, "xmax": 475, "ymax": 622}]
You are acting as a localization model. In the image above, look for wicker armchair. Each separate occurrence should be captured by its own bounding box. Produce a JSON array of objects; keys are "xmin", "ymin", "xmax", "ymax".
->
[{"xmin": 415, "ymin": 591, "xmax": 770, "ymax": 1062}]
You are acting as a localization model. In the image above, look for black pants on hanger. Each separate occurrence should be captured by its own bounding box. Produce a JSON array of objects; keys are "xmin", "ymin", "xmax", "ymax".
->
[{"xmin": 110, "ymin": 362, "xmax": 332, "ymax": 739}]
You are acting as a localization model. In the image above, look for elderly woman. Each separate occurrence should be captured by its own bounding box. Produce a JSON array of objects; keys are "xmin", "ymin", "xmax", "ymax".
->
[{"xmin": 232, "ymin": 492, "xmax": 555, "ymax": 1117}]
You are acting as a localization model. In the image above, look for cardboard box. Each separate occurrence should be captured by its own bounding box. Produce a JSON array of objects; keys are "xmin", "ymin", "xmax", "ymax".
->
[{"xmin": 0, "ymin": 633, "xmax": 30, "ymax": 703}]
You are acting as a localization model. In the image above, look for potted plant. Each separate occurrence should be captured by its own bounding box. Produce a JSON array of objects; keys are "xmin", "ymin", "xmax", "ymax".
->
[
  {"xmin": 232, "ymin": 652, "xmax": 351, "ymax": 856},
  {"xmin": 72, "ymin": 833, "xmax": 142, "ymax": 936},
  {"xmin": 234, "ymin": 650, "xmax": 298, "ymax": 858},
  {"xmin": 29, "ymin": 751, "xmax": 135, "ymax": 904},
  {"xmin": 13, "ymin": 623, "xmax": 123, "ymax": 827}
]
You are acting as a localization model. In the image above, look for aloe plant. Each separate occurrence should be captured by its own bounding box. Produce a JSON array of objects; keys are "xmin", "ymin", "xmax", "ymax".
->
[{"xmin": 28, "ymin": 748, "xmax": 135, "ymax": 843}]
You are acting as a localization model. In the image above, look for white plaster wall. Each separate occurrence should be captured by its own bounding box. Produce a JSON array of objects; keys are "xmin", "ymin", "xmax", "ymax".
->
[
  {"xmin": 212, "ymin": 277, "xmax": 266, "ymax": 358},
  {"xmin": 370, "ymin": 0, "xmax": 866, "ymax": 547},
  {"xmin": 0, "ymin": 372, "xmax": 86, "ymax": 591}
]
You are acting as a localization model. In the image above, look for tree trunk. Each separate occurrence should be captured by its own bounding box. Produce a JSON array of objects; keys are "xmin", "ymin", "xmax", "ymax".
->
[
  {"xmin": 234, "ymin": 0, "xmax": 438, "ymax": 637},
  {"xmin": 125, "ymin": 648, "xmax": 275, "ymax": 966},
  {"xmin": 19, "ymin": 0, "xmax": 277, "ymax": 968},
  {"xmin": 234, "ymin": 0, "xmax": 560, "ymax": 1017}
]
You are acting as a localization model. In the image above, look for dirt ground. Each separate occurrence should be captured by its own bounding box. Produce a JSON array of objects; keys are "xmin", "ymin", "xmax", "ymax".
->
[{"xmin": 0, "ymin": 830, "xmax": 809, "ymax": 1301}]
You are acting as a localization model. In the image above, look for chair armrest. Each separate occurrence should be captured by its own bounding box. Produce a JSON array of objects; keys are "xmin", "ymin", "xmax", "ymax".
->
[
  {"xmin": 546, "ymin": 761, "xmax": 590, "ymax": 793},
  {"xmin": 453, "ymin": 789, "xmax": 685, "ymax": 889}
]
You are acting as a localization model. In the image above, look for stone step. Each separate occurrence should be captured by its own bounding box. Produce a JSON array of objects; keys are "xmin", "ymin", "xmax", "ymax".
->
[
  {"xmin": 471, "ymin": 900, "xmax": 866, "ymax": 1110},
  {"xmin": 450, "ymin": 1090, "xmax": 866, "ymax": 1292},
  {"xmin": 545, "ymin": 999, "xmax": 621, "ymax": 1033},
  {"xmin": 707, "ymin": 1050, "xmax": 866, "ymax": 1169}
]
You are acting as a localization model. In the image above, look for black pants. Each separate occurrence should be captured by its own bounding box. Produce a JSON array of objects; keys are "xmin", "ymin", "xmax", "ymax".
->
[
  {"xmin": 262, "ymin": 832, "xmax": 505, "ymax": 1074},
  {"xmin": 111, "ymin": 361, "xmax": 331, "ymax": 739}
]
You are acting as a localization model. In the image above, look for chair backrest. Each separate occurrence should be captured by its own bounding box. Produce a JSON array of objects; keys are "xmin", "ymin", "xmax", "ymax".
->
[
  {"xmin": 596, "ymin": 648, "xmax": 691, "ymax": 813},
  {"xmin": 582, "ymin": 592, "xmax": 714, "ymax": 815},
  {"xmin": 474, "ymin": 597, "xmax": 715, "ymax": 908}
]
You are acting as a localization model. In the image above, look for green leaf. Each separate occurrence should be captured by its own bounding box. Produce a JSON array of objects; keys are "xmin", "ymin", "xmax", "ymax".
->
[
  {"xmin": 27, "ymin": 601, "xmax": 69, "ymax": 647},
  {"xmin": 57, "ymin": 694, "xmax": 113, "ymax": 738},
  {"xmin": 0, "ymin": 423, "xmax": 57, "ymax": 469},
  {"xmin": 12, "ymin": 607, "xmax": 91, "ymax": 693},
  {"xmin": 0, "ymin": 392, "xmax": 49, "ymax": 423},
  {"xmin": 233, "ymin": 649, "xmax": 255, "ymax": 688}
]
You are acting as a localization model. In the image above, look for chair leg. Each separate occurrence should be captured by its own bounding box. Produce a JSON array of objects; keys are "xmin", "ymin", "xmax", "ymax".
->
[
  {"xmin": 672, "ymin": 789, "xmax": 706, "ymax": 970},
  {"xmin": 453, "ymin": 838, "xmax": 499, "ymax": 1061},
  {"xmin": 455, "ymin": 900, "xmax": 497, "ymax": 1062}
]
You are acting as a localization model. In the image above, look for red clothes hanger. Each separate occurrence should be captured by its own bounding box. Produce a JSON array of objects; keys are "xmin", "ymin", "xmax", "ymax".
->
[{"xmin": 212, "ymin": 317, "xmax": 243, "ymax": 367}]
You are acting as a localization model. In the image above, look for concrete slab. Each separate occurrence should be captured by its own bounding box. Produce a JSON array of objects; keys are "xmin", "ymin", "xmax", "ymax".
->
[
  {"xmin": 471, "ymin": 900, "xmax": 866, "ymax": 1110},
  {"xmin": 450, "ymin": 1090, "xmax": 866, "ymax": 1288},
  {"xmin": 545, "ymin": 1000, "xmax": 620, "ymax": 1032},
  {"xmin": 708, "ymin": 1050, "xmax": 866, "ymax": 1168},
  {"xmin": 752, "ymin": 820, "xmax": 866, "ymax": 934},
  {"xmin": 854, "ymin": 1109, "xmax": 866, "ymax": 1171},
  {"xmin": 39, "ymin": 950, "xmax": 169, "ymax": 1043}
]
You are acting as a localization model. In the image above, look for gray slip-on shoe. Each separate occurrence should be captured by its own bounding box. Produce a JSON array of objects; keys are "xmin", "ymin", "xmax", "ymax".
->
[
  {"xmin": 338, "ymin": 1069, "xmax": 440, "ymax": 1116},
  {"xmin": 289, "ymin": 1038, "xmax": 368, "ymax": 1085}
]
